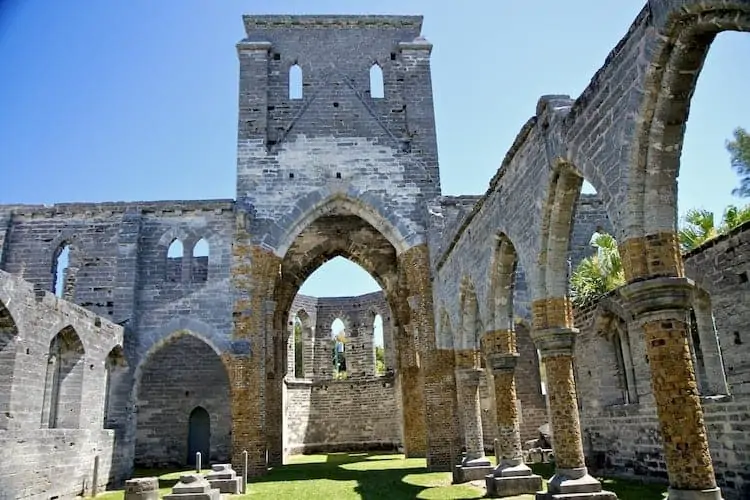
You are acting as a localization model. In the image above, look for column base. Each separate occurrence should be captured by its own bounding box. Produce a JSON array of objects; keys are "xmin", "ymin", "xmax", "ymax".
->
[
  {"xmin": 486, "ymin": 472, "xmax": 543, "ymax": 497},
  {"xmin": 667, "ymin": 487, "xmax": 723, "ymax": 500},
  {"xmin": 535, "ymin": 467, "xmax": 617, "ymax": 499},
  {"xmin": 454, "ymin": 457, "xmax": 493, "ymax": 483}
]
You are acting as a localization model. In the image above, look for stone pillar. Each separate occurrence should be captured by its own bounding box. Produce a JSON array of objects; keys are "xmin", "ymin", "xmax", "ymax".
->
[
  {"xmin": 399, "ymin": 245, "xmax": 460, "ymax": 471},
  {"xmin": 531, "ymin": 298, "xmax": 615, "ymax": 500},
  {"xmin": 400, "ymin": 364, "xmax": 426, "ymax": 457},
  {"xmin": 453, "ymin": 349, "xmax": 493, "ymax": 483},
  {"xmin": 228, "ymin": 222, "xmax": 281, "ymax": 476},
  {"xmin": 620, "ymin": 276, "xmax": 722, "ymax": 500},
  {"xmin": 482, "ymin": 329, "xmax": 541, "ymax": 497}
]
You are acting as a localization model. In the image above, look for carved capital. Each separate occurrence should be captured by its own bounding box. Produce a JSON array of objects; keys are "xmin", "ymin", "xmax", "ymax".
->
[
  {"xmin": 530, "ymin": 327, "xmax": 577, "ymax": 358},
  {"xmin": 619, "ymin": 276, "xmax": 694, "ymax": 318},
  {"xmin": 486, "ymin": 352, "xmax": 519, "ymax": 373}
]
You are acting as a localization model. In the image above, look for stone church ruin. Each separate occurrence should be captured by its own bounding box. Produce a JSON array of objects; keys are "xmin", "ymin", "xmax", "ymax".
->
[{"xmin": 1, "ymin": 1, "xmax": 749, "ymax": 499}]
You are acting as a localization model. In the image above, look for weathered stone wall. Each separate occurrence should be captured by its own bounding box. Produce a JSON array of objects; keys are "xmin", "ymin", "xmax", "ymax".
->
[
  {"xmin": 134, "ymin": 332, "xmax": 231, "ymax": 468},
  {"xmin": 284, "ymin": 376, "xmax": 401, "ymax": 454},
  {"xmin": 573, "ymin": 223, "xmax": 750, "ymax": 500},
  {"xmin": 0, "ymin": 270, "xmax": 123, "ymax": 499}
]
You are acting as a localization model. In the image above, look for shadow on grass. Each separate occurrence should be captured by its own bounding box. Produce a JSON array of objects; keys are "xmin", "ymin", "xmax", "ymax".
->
[{"xmin": 250, "ymin": 452, "xmax": 484, "ymax": 500}]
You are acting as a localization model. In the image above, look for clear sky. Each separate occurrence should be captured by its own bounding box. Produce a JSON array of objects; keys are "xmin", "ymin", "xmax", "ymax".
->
[{"xmin": 1, "ymin": 0, "xmax": 748, "ymax": 299}]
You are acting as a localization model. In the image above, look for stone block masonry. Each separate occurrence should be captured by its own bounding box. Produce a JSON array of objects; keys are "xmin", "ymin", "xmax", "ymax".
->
[
  {"xmin": 2, "ymin": 3, "xmax": 750, "ymax": 497},
  {"xmin": 0, "ymin": 269, "xmax": 123, "ymax": 499}
]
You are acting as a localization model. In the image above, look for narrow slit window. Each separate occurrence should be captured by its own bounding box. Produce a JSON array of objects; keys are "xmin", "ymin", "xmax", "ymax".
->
[
  {"xmin": 289, "ymin": 64, "xmax": 303, "ymax": 100},
  {"xmin": 369, "ymin": 63, "xmax": 384, "ymax": 98}
]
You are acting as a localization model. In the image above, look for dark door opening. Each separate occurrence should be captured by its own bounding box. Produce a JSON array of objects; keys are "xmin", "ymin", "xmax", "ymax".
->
[{"xmin": 187, "ymin": 406, "xmax": 210, "ymax": 465}]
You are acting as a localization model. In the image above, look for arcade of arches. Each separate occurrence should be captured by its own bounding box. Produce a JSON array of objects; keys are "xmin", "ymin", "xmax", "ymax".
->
[{"xmin": 1, "ymin": 3, "xmax": 750, "ymax": 500}]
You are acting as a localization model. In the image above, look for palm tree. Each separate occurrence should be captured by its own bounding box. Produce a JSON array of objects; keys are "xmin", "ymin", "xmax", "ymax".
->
[
  {"xmin": 569, "ymin": 232, "xmax": 625, "ymax": 307},
  {"xmin": 679, "ymin": 205, "xmax": 750, "ymax": 252},
  {"xmin": 679, "ymin": 209, "xmax": 718, "ymax": 252},
  {"xmin": 721, "ymin": 204, "xmax": 750, "ymax": 231}
]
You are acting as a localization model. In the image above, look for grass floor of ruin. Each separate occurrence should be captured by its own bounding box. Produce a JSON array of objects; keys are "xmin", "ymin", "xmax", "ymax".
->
[{"xmin": 95, "ymin": 452, "xmax": 668, "ymax": 500}]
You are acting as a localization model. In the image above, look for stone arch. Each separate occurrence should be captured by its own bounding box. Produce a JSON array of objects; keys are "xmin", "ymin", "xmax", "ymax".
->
[
  {"xmin": 459, "ymin": 277, "xmax": 482, "ymax": 353},
  {"xmin": 0, "ymin": 299, "xmax": 19, "ymax": 429},
  {"xmin": 537, "ymin": 161, "xmax": 586, "ymax": 303},
  {"xmin": 134, "ymin": 329, "xmax": 231, "ymax": 467},
  {"xmin": 274, "ymin": 191, "xmax": 414, "ymax": 258},
  {"xmin": 291, "ymin": 308, "xmax": 312, "ymax": 379},
  {"xmin": 103, "ymin": 344, "xmax": 127, "ymax": 429},
  {"xmin": 41, "ymin": 326, "xmax": 85, "ymax": 429},
  {"xmin": 488, "ymin": 233, "xmax": 519, "ymax": 333},
  {"xmin": 625, "ymin": 7, "xmax": 750, "ymax": 251}
]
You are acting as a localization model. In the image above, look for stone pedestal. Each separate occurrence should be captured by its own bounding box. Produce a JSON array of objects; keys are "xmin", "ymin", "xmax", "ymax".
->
[
  {"xmin": 535, "ymin": 467, "xmax": 617, "ymax": 500},
  {"xmin": 163, "ymin": 474, "xmax": 219, "ymax": 500},
  {"xmin": 667, "ymin": 487, "xmax": 724, "ymax": 500},
  {"xmin": 124, "ymin": 477, "xmax": 159, "ymax": 500},
  {"xmin": 486, "ymin": 462, "xmax": 543, "ymax": 498},
  {"xmin": 205, "ymin": 463, "xmax": 242, "ymax": 494},
  {"xmin": 454, "ymin": 456, "xmax": 493, "ymax": 483}
]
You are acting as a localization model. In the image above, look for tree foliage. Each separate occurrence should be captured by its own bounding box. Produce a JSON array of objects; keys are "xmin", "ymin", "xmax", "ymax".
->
[
  {"xmin": 727, "ymin": 127, "xmax": 750, "ymax": 198},
  {"xmin": 375, "ymin": 345, "xmax": 386, "ymax": 375},
  {"xmin": 679, "ymin": 204, "xmax": 750, "ymax": 252},
  {"xmin": 569, "ymin": 232, "xmax": 625, "ymax": 308}
]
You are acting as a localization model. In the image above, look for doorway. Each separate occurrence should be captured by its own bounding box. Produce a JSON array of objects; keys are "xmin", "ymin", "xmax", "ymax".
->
[{"xmin": 187, "ymin": 406, "xmax": 210, "ymax": 465}]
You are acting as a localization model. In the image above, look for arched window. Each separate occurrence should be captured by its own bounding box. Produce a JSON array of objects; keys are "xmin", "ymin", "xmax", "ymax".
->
[
  {"xmin": 331, "ymin": 318, "xmax": 346, "ymax": 379},
  {"xmin": 41, "ymin": 326, "xmax": 85, "ymax": 429},
  {"xmin": 0, "ymin": 301, "xmax": 18, "ymax": 429},
  {"xmin": 52, "ymin": 243, "xmax": 71, "ymax": 297},
  {"xmin": 192, "ymin": 238, "xmax": 209, "ymax": 283},
  {"xmin": 373, "ymin": 313, "xmax": 385, "ymax": 375},
  {"xmin": 369, "ymin": 63, "xmax": 384, "ymax": 99},
  {"xmin": 293, "ymin": 315, "xmax": 304, "ymax": 378},
  {"xmin": 166, "ymin": 239, "xmax": 184, "ymax": 282},
  {"xmin": 103, "ymin": 346, "xmax": 126, "ymax": 429},
  {"xmin": 289, "ymin": 63, "xmax": 303, "ymax": 100}
]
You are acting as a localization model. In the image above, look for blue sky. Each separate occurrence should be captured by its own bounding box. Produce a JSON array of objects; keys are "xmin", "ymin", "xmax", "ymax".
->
[{"xmin": 1, "ymin": 0, "xmax": 748, "ymax": 299}]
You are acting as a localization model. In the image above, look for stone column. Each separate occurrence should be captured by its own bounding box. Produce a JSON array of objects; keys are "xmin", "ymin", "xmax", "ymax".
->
[
  {"xmin": 620, "ymin": 276, "xmax": 722, "ymax": 500},
  {"xmin": 482, "ymin": 329, "xmax": 542, "ymax": 497},
  {"xmin": 399, "ymin": 245, "xmax": 460, "ymax": 471},
  {"xmin": 531, "ymin": 298, "xmax": 615, "ymax": 500},
  {"xmin": 228, "ymin": 223, "xmax": 281, "ymax": 476},
  {"xmin": 397, "ymin": 321, "xmax": 426, "ymax": 458},
  {"xmin": 453, "ymin": 350, "xmax": 493, "ymax": 483}
]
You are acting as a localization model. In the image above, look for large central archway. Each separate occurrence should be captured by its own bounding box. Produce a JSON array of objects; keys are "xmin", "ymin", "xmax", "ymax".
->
[{"xmin": 266, "ymin": 205, "xmax": 423, "ymax": 465}]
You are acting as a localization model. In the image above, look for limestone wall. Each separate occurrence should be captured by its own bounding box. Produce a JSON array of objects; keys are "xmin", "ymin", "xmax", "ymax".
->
[
  {"xmin": 0, "ymin": 270, "xmax": 123, "ymax": 499},
  {"xmin": 573, "ymin": 222, "xmax": 750, "ymax": 500},
  {"xmin": 134, "ymin": 333, "xmax": 231, "ymax": 468},
  {"xmin": 284, "ymin": 376, "xmax": 401, "ymax": 454}
]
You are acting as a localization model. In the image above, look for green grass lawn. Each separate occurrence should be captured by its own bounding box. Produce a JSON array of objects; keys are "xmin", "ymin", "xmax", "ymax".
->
[{"xmin": 94, "ymin": 453, "xmax": 668, "ymax": 499}]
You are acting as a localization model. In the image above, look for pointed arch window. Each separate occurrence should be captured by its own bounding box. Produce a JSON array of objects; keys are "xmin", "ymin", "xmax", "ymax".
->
[
  {"xmin": 52, "ymin": 243, "xmax": 71, "ymax": 298},
  {"xmin": 166, "ymin": 239, "xmax": 184, "ymax": 282},
  {"xmin": 192, "ymin": 238, "xmax": 209, "ymax": 283},
  {"xmin": 369, "ymin": 63, "xmax": 384, "ymax": 98},
  {"xmin": 289, "ymin": 63, "xmax": 303, "ymax": 100}
]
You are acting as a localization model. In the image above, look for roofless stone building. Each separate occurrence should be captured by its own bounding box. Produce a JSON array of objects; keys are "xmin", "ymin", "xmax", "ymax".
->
[{"xmin": 1, "ymin": 2, "xmax": 749, "ymax": 498}]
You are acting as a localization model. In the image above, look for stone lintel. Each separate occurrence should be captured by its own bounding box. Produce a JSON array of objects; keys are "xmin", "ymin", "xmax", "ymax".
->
[
  {"xmin": 236, "ymin": 40, "xmax": 272, "ymax": 52},
  {"xmin": 487, "ymin": 352, "xmax": 519, "ymax": 373},
  {"xmin": 619, "ymin": 276, "xmax": 694, "ymax": 318},
  {"xmin": 529, "ymin": 327, "xmax": 577, "ymax": 358},
  {"xmin": 399, "ymin": 38, "xmax": 433, "ymax": 53}
]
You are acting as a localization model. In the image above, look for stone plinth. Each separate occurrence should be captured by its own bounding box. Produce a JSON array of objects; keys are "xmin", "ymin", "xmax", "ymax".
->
[
  {"xmin": 486, "ymin": 463, "xmax": 542, "ymax": 498},
  {"xmin": 163, "ymin": 474, "xmax": 219, "ymax": 500},
  {"xmin": 205, "ymin": 463, "xmax": 242, "ymax": 494},
  {"xmin": 124, "ymin": 477, "xmax": 159, "ymax": 500},
  {"xmin": 534, "ymin": 467, "xmax": 617, "ymax": 500},
  {"xmin": 454, "ymin": 456, "xmax": 493, "ymax": 483}
]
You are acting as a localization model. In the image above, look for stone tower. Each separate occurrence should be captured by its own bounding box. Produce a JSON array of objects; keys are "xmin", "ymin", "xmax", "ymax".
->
[{"xmin": 234, "ymin": 15, "xmax": 441, "ymax": 251}]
